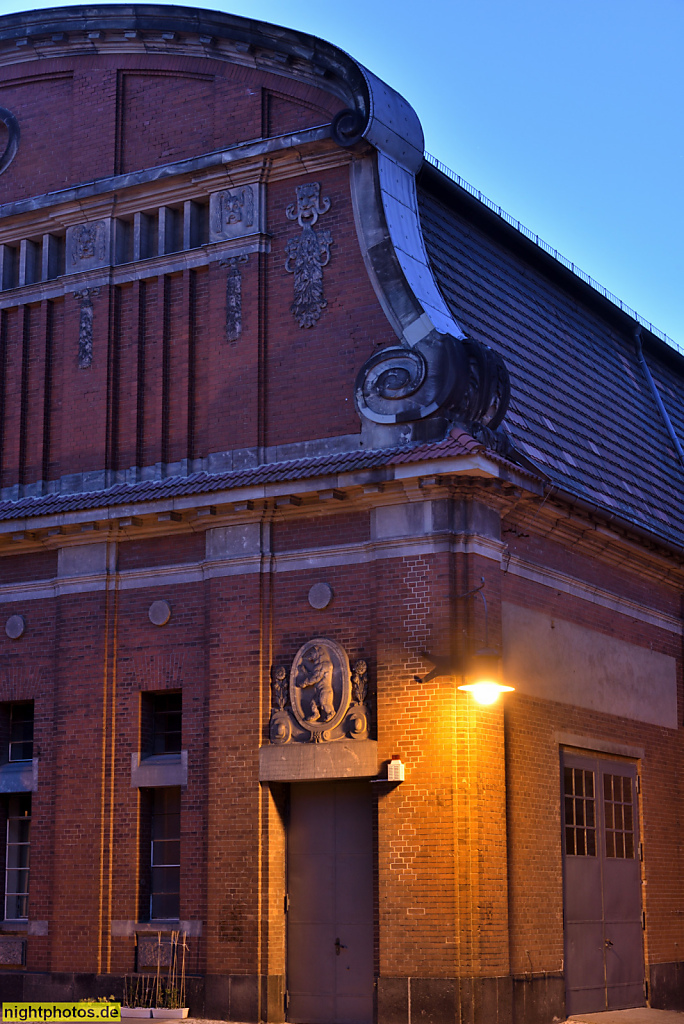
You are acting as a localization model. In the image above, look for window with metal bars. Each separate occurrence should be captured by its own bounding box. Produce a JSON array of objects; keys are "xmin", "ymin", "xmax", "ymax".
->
[
  {"xmin": 150, "ymin": 788, "xmax": 180, "ymax": 920},
  {"xmin": 5, "ymin": 794, "xmax": 30, "ymax": 920},
  {"xmin": 564, "ymin": 766, "xmax": 596, "ymax": 856},
  {"xmin": 604, "ymin": 773, "xmax": 635, "ymax": 858}
]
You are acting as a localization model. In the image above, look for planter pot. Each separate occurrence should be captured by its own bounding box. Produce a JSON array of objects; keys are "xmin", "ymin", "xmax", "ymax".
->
[
  {"xmin": 121, "ymin": 1011, "xmax": 152, "ymax": 1019},
  {"xmin": 151, "ymin": 1010, "xmax": 189, "ymax": 1019}
]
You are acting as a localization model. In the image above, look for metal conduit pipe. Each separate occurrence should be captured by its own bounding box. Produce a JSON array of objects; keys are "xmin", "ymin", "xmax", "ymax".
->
[{"xmin": 634, "ymin": 325, "xmax": 684, "ymax": 466}]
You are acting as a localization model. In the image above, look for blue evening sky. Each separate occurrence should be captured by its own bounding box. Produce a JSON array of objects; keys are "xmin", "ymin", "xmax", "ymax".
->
[{"xmin": 1, "ymin": 0, "xmax": 682, "ymax": 346}]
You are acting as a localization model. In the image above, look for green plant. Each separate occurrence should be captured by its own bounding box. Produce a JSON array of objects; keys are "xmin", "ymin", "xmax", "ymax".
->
[
  {"xmin": 124, "ymin": 931, "xmax": 188, "ymax": 1010},
  {"xmin": 156, "ymin": 930, "xmax": 187, "ymax": 1009},
  {"xmin": 123, "ymin": 975, "xmax": 155, "ymax": 1008}
]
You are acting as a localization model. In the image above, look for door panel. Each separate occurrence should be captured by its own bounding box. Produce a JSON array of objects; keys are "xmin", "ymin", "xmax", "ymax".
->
[
  {"xmin": 288, "ymin": 781, "xmax": 374, "ymax": 1024},
  {"xmin": 561, "ymin": 752, "xmax": 644, "ymax": 1015}
]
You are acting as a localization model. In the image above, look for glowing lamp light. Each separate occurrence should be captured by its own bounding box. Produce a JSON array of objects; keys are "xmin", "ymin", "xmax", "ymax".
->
[
  {"xmin": 457, "ymin": 649, "xmax": 514, "ymax": 704},
  {"xmin": 458, "ymin": 680, "xmax": 515, "ymax": 705}
]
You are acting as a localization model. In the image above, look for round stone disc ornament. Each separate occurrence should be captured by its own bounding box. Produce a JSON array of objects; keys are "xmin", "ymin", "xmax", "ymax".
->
[
  {"xmin": 5, "ymin": 614, "xmax": 25, "ymax": 639},
  {"xmin": 308, "ymin": 582, "xmax": 333, "ymax": 609},
  {"xmin": 290, "ymin": 637, "xmax": 351, "ymax": 738},
  {"xmin": 148, "ymin": 600, "xmax": 171, "ymax": 626}
]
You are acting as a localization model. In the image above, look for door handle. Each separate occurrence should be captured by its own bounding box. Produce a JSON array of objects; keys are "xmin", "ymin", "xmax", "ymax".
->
[
  {"xmin": 605, "ymin": 939, "xmax": 613, "ymax": 948},
  {"xmin": 335, "ymin": 937, "xmax": 347, "ymax": 956}
]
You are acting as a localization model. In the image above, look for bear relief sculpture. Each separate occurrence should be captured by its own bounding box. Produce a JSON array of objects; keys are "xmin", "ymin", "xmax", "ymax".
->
[{"xmin": 269, "ymin": 637, "xmax": 370, "ymax": 744}]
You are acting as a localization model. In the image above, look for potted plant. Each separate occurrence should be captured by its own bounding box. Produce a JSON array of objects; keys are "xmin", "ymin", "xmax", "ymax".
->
[
  {"xmin": 150, "ymin": 931, "xmax": 189, "ymax": 1019},
  {"xmin": 122, "ymin": 976, "xmax": 154, "ymax": 1018}
]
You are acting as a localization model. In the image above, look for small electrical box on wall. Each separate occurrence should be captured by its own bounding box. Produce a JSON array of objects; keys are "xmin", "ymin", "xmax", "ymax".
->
[{"xmin": 387, "ymin": 758, "xmax": 405, "ymax": 782}]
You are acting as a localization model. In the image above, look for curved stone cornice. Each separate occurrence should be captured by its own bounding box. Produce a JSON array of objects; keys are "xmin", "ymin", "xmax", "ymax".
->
[
  {"xmin": 0, "ymin": 4, "xmax": 462, "ymax": 335},
  {"xmin": 0, "ymin": 4, "xmax": 507, "ymax": 446}
]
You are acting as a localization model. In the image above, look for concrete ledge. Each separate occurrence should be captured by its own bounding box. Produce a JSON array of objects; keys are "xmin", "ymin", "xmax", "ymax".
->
[
  {"xmin": 130, "ymin": 751, "xmax": 187, "ymax": 788},
  {"xmin": 259, "ymin": 740, "xmax": 377, "ymax": 781},
  {"xmin": 111, "ymin": 920, "xmax": 202, "ymax": 937},
  {"xmin": 0, "ymin": 759, "xmax": 38, "ymax": 793}
]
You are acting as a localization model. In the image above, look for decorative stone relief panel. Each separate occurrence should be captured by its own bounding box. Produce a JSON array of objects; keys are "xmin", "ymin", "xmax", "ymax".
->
[
  {"xmin": 284, "ymin": 182, "xmax": 333, "ymax": 328},
  {"xmin": 74, "ymin": 288, "xmax": 99, "ymax": 368},
  {"xmin": 269, "ymin": 638, "xmax": 370, "ymax": 744},
  {"xmin": 0, "ymin": 936, "xmax": 25, "ymax": 965},
  {"xmin": 209, "ymin": 184, "xmax": 261, "ymax": 242},
  {"xmin": 137, "ymin": 934, "xmax": 174, "ymax": 970},
  {"xmin": 219, "ymin": 254, "xmax": 248, "ymax": 341},
  {"xmin": 66, "ymin": 220, "xmax": 111, "ymax": 272}
]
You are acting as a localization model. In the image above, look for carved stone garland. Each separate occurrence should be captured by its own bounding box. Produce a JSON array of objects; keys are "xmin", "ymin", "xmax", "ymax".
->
[
  {"xmin": 74, "ymin": 288, "xmax": 100, "ymax": 369},
  {"xmin": 269, "ymin": 638, "xmax": 370, "ymax": 745},
  {"xmin": 219, "ymin": 254, "xmax": 249, "ymax": 342},
  {"xmin": 284, "ymin": 183, "xmax": 333, "ymax": 328}
]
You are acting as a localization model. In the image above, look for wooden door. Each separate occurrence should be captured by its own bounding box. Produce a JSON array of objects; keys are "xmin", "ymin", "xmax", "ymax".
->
[
  {"xmin": 562, "ymin": 752, "xmax": 644, "ymax": 1015},
  {"xmin": 287, "ymin": 781, "xmax": 374, "ymax": 1024}
]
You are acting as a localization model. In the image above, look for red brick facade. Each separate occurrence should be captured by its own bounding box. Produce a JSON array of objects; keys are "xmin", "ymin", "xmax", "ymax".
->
[{"xmin": 0, "ymin": 7, "xmax": 682, "ymax": 1024}]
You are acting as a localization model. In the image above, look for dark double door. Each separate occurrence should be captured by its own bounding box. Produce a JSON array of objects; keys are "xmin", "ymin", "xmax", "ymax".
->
[
  {"xmin": 287, "ymin": 781, "xmax": 374, "ymax": 1024},
  {"xmin": 562, "ymin": 752, "xmax": 644, "ymax": 1015}
]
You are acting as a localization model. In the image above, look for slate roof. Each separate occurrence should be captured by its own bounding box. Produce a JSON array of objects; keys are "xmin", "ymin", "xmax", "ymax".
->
[
  {"xmin": 0, "ymin": 429, "xmax": 532, "ymax": 525},
  {"xmin": 418, "ymin": 163, "xmax": 684, "ymax": 552}
]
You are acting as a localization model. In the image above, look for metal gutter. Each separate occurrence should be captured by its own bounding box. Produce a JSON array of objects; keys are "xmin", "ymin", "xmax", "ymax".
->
[{"xmin": 634, "ymin": 326, "xmax": 684, "ymax": 466}]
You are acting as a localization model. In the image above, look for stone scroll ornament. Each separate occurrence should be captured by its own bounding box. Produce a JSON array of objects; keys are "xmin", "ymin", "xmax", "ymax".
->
[
  {"xmin": 74, "ymin": 288, "xmax": 100, "ymax": 369},
  {"xmin": 354, "ymin": 333, "xmax": 512, "ymax": 454},
  {"xmin": 284, "ymin": 183, "xmax": 333, "ymax": 328},
  {"xmin": 0, "ymin": 108, "xmax": 20, "ymax": 176},
  {"xmin": 269, "ymin": 639, "xmax": 370, "ymax": 744},
  {"xmin": 219, "ymin": 254, "xmax": 248, "ymax": 342}
]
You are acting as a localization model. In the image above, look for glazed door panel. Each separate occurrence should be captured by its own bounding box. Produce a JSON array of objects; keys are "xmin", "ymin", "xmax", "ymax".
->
[
  {"xmin": 561, "ymin": 752, "xmax": 644, "ymax": 1015},
  {"xmin": 287, "ymin": 781, "xmax": 373, "ymax": 1024}
]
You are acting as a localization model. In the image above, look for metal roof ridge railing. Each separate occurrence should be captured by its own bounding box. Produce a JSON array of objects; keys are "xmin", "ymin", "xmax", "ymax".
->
[{"xmin": 423, "ymin": 151, "xmax": 684, "ymax": 360}]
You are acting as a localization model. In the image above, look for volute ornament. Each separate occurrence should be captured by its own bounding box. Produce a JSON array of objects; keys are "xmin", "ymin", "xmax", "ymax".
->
[
  {"xmin": 354, "ymin": 332, "xmax": 511, "ymax": 452},
  {"xmin": 0, "ymin": 108, "xmax": 19, "ymax": 176}
]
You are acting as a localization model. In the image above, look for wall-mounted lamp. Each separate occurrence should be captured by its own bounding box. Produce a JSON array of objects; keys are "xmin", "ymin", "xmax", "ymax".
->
[
  {"xmin": 457, "ymin": 649, "xmax": 514, "ymax": 705},
  {"xmin": 417, "ymin": 579, "xmax": 515, "ymax": 704}
]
